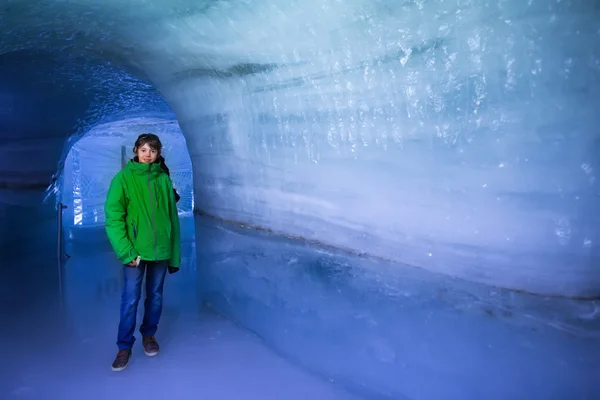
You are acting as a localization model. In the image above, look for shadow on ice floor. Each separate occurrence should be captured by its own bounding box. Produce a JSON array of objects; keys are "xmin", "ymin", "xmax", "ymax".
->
[{"xmin": 1, "ymin": 213, "xmax": 599, "ymax": 400}]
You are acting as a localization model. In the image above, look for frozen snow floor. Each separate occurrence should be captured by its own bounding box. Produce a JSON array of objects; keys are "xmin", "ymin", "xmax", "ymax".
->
[
  {"xmin": 1, "ymin": 219, "xmax": 359, "ymax": 400},
  {"xmin": 5, "ymin": 309, "xmax": 358, "ymax": 400},
  {"xmin": 2, "ymin": 215, "xmax": 599, "ymax": 400}
]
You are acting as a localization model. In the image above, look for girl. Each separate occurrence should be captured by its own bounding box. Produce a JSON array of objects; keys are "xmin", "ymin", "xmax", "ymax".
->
[{"xmin": 104, "ymin": 133, "xmax": 181, "ymax": 372}]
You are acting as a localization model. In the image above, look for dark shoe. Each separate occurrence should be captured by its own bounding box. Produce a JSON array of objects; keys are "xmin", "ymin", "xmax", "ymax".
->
[
  {"xmin": 111, "ymin": 349, "xmax": 131, "ymax": 372},
  {"xmin": 143, "ymin": 336, "xmax": 159, "ymax": 357}
]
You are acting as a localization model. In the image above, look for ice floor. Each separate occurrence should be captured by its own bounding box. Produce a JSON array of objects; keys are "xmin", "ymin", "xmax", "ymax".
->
[
  {"xmin": 2, "ymin": 212, "xmax": 599, "ymax": 400},
  {"xmin": 1, "ymin": 216, "xmax": 359, "ymax": 400}
]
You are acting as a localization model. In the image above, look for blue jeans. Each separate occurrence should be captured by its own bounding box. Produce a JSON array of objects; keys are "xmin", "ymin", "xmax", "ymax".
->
[{"xmin": 117, "ymin": 260, "xmax": 168, "ymax": 350}]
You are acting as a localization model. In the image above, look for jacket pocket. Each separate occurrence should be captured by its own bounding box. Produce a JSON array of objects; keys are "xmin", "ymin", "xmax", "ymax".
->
[{"xmin": 132, "ymin": 220, "xmax": 137, "ymax": 239}]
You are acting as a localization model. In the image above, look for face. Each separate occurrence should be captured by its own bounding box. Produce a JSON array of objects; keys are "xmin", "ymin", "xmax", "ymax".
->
[{"xmin": 135, "ymin": 143, "xmax": 159, "ymax": 164}]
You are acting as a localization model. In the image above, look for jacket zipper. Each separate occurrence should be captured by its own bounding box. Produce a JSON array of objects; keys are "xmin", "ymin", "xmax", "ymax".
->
[{"xmin": 148, "ymin": 165, "xmax": 158, "ymax": 261}]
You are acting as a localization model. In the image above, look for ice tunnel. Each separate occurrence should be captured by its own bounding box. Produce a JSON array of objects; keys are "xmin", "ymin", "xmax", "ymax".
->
[{"xmin": 1, "ymin": 0, "xmax": 599, "ymax": 399}]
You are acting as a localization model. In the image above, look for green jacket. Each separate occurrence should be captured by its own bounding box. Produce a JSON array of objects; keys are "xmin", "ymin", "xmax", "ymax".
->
[{"xmin": 105, "ymin": 160, "xmax": 181, "ymax": 268}]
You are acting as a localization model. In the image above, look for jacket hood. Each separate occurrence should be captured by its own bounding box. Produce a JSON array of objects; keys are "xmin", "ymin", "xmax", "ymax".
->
[{"xmin": 125, "ymin": 159, "xmax": 165, "ymax": 177}]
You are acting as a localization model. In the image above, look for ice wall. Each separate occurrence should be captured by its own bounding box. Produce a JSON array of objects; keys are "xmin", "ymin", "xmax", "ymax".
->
[
  {"xmin": 1, "ymin": 1, "xmax": 599, "ymax": 397},
  {"xmin": 195, "ymin": 216, "xmax": 600, "ymax": 399},
  {"xmin": 150, "ymin": 0, "xmax": 600, "ymax": 298},
  {"xmin": 2, "ymin": 0, "xmax": 599, "ymax": 296}
]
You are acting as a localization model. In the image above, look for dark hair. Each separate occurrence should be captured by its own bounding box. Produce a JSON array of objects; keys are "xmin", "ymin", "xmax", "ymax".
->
[
  {"xmin": 133, "ymin": 133, "xmax": 162, "ymax": 154},
  {"xmin": 157, "ymin": 155, "xmax": 170, "ymax": 176},
  {"xmin": 133, "ymin": 133, "xmax": 170, "ymax": 176}
]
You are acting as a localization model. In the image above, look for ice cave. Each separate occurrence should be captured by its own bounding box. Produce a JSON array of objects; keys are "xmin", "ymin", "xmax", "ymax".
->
[{"xmin": 1, "ymin": 0, "xmax": 599, "ymax": 399}]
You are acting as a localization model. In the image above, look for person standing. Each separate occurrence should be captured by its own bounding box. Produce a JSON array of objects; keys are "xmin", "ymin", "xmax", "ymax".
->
[{"xmin": 104, "ymin": 133, "xmax": 181, "ymax": 371}]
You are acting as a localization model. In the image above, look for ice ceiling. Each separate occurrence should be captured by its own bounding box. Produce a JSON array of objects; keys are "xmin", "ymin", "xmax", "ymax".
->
[{"xmin": 1, "ymin": 0, "xmax": 599, "ymax": 298}]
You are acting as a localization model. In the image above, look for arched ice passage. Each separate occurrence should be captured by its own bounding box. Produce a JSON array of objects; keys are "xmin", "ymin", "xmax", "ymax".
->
[
  {"xmin": 3, "ymin": 0, "xmax": 600, "ymax": 297},
  {"xmin": 1, "ymin": 1, "xmax": 599, "ymax": 399}
]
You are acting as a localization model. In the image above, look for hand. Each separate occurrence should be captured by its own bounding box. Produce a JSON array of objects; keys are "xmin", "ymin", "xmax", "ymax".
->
[
  {"xmin": 126, "ymin": 256, "xmax": 140, "ymax": 267},
  {"xmin": 168, "ymin": 266, "xmax": 179, "ymax": 274}
]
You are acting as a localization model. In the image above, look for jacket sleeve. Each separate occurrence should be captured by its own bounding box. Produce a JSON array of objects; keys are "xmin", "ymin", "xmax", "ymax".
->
[
  {"xmin": 105, "ymin": 173, "xmax": 138, "ymax": 265},
  {"xmin": 167, "ymin": 177, "xmax": 182, "ymax": 268}
]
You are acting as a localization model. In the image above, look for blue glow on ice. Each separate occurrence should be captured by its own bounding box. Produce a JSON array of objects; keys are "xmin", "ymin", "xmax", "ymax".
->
[
  {"xmin": 1, "ymin": 1, "xmax": 599, "ymax": 399},
  {"xmin": 196, "ymin": 216, "xmax": 599, "ymax": 399}
]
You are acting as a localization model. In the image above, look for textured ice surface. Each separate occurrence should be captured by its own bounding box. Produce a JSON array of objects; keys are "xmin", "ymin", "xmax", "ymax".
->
[
  {"xmin": 196, "ymin": 215, "xmax": 600, "ymax": 399},
  {"xmin": 1, "ymin": 1, "xmax": 600, "ymax": 399},
  {"xmin": 157, "ymin": 0, "xmax": 600, "ymax": 297},
  {"xmin": 0, "ymin": 49, "xmax": 172, "ymax": 200},
  {"xmin": 2, "ymin": 0, "xmax": 600, "ymax": 296}
]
